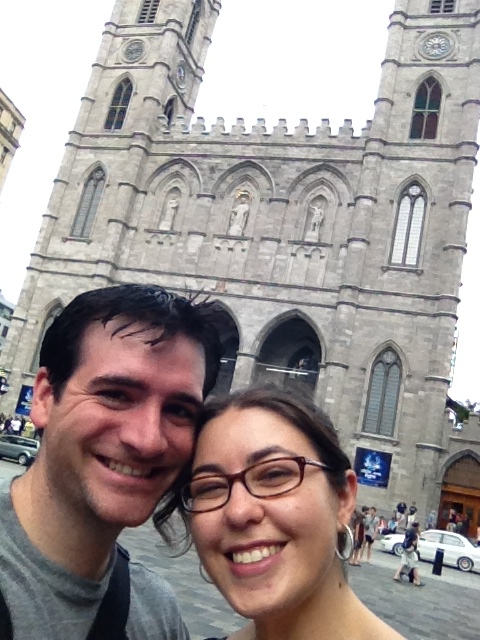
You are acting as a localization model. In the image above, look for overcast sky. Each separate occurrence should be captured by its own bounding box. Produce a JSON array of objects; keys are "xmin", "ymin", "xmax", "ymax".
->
[{"xmin": 0, "ymin": 0, "xmax": 478, "ymax": 401}]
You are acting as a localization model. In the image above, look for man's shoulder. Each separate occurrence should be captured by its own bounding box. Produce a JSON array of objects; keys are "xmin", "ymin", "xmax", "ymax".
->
[{"xmin": 128, "ymin": 561, "xmax": 189, "ymax": 638}]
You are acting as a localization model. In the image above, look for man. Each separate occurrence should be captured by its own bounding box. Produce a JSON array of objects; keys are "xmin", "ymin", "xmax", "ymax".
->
[
  {"xmin": 349, "ymin": 505, "xmax": 369, "ymax": 567},
  {"xmin": 0, "ymin": 284, "xmax": 224, "ymax": 639},
  {"xmin": 360, "ymin": 506, "xmax": 380, "ymax": 563},
  {"xmin": 393, "ymin": 522, "xmax": 425, "ymax": 587}
]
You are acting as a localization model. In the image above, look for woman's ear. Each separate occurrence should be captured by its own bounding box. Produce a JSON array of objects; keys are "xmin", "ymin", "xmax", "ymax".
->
[{"xmin": 337, "ymin": 470, "xmax": 358, "ymax": 528}]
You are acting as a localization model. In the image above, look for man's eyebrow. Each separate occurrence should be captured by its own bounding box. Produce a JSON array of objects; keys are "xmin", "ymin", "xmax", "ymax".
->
[
  {"xmin": 89, "ymin": 375, "xmax": 147, "ymax": 390},
  {"xmin": 192, "ymin": 445, "xmax": 299, "ymax": 477}
]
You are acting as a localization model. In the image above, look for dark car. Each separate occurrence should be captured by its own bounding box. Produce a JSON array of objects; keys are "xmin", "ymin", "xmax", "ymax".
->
[{"xmin": 0, "ymin": 434, "xmax": 40, "ymax": 466}]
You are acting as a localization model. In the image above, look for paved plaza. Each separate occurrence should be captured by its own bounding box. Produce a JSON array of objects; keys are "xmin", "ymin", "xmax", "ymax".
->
[
  {"xmin": 1, "ymin": 460, "xmax": 479, "ymax": 639},
  {"xmin": 120, "ymin": 519, "xmax": 480, "ymax": 640}
]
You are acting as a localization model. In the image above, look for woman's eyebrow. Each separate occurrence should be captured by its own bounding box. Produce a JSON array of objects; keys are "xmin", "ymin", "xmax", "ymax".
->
[
  {"xmin": 246, "ymin": 445, "xmax": 298, "ymax": 465},
  {"xmin": 192, "ymin": 445, "xmax": 299, "ymax": 476}
]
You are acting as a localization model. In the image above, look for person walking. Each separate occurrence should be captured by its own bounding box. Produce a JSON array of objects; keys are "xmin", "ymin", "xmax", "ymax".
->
[
  {"xmin": 349, "ymin": 506, "xmax": 368, "ymax": 566},
  {"xmin": 393, "ymin": 522, "xmax": 425, "ymax": 587},
  {"xmin": 360, "ymin": 506, "xmax": 380, "ymax": 563},
  {"xmin": 0, "ymin": 284, "xmax": 225, "ymax": 640}
]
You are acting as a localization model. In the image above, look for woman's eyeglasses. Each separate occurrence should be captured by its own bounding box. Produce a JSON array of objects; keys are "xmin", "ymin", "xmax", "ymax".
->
[{"xmin": 180, "ymin": 456, "xmax": 333, "ymax": 513}]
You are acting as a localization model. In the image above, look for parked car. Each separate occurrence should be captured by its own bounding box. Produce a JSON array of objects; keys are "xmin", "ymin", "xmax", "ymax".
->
[
  {"xmin": 0, "ymin": 434, "xmax": 39, "ymax": 466},
  {"xmin": 380, "ymin": 529, "xmax": 480, "ymax": 572}
]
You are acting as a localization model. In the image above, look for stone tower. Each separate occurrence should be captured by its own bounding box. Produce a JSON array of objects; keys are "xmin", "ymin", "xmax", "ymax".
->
[{"xmin": 3, "ymin": 0, "xmax": 480, "ymax": 525}]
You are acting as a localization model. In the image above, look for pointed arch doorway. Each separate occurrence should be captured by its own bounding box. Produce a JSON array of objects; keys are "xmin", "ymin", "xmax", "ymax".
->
[
  {"xmin": 438, "ymin": 454, "xmax": 480, "ymax": 538},
  {"xmin": 254, "ymin": 317, "xmax": 321, "ymax": 398}
]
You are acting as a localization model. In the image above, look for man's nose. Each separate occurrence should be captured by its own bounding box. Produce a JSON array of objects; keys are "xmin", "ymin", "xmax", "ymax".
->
[{"xmin": 119, "ymin": 403, "xmax": 169, "ymax": 457}]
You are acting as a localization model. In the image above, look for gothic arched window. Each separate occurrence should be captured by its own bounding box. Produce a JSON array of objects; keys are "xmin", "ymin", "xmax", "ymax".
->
[
  {"xmin": 390, "ymin": 183, "xmax": 426, "ymax": 267},
  {"xmin": 186, "ymin": 0, "xmax": 201, "ymax": 45},
  {"xmin": 363, "ymin": 349, "xmax": 402, "ymax": 437},
  {"xmin": 71, "ymin": 168, "xmax": 105, "ymax": 238},
  {"xmin": 430, "ymin": 0, "xmax": 455, "ymax": 13},
  {"xmin": 410, "ymin": 77, "xmax": 442, "ymax": 140},
  {"xmin": 104, "ymin": 79, "xmax": 133, "ymax": 131},
  {"xmin": 138, "ymin": 0, "xmax": 160, "ymax": 23},
  {"xmin": 164, "ymin": 97, "xmax": 176, "ymax": 127},
  {"xmin": 30, "ymin": 306, "xmax": 63, "ymax": 372}
]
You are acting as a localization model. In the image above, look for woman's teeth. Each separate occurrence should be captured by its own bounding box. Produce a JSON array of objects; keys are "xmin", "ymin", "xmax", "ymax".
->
[{"xmin": 232, "ymin": 545, "xmax": 282, "ymax": 564}]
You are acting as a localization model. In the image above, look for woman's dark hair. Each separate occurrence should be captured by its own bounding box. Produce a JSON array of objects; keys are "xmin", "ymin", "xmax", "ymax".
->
[{"xmin": 153, "ymin": 385, "xmax": 352, "ymax": 550}]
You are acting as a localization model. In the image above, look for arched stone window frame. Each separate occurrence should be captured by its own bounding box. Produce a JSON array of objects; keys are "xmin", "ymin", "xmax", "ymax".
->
[
  {"xmin": 104, "ymin": 77, "xmax": 133, "ymax": 131},
  {"xmin": 71, "ymin": 165, "xmax": 106, "ymax": 238},
  {"xmin": 30, "ymin": 303, "xmax": 64, "ymax": 373},
  {"xmin": 389, "ymin": 181, "xmax": 428, "ymax": 267},
  {"xmin": 185, "ymin": 0, "xmax": 202, "ymax": 45},
  {"xmin": 409, "ymin": 76, "xmax": 443, "ymax": 140},
  {"xmin": 164, "ymin": 96, "xmax": 176, "ymax": 127},
  {"xmin": 361, "ymin": 347, "xmax": 403, "ymax": 438},
  {"xmin": 137, "ymin": 0, "xmax": 160, "ymax": 24}
]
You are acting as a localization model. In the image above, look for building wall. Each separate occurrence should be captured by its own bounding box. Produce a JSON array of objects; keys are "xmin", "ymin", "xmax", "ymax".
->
[
  {"xmin": 0, "ymin": 88, "xmax": 25, "ymax": 196},
  {"xmin": 2, "ymin": 0, "xmax": 480, "ymax": 518}
]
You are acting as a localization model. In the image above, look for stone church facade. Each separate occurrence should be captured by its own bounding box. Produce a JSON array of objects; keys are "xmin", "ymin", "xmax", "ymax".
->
[{"xmin": 2, "ymin": 0, "xmax": 480, "ymax": 528}]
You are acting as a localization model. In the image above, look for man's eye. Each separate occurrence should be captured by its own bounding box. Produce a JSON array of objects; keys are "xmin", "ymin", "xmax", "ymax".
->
[
  {"xmin": 165, "ymin": 403, "xmax": 197, "ymax": 422},
  {"xmin": 98, "ymin": 390, "xmax": 129, "ymax": 403}
]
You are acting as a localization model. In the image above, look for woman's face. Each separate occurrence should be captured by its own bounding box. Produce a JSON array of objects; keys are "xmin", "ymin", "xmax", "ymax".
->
[{"xmin": 189, "ymin": 406, "xmax": 356, "ymax": 619}]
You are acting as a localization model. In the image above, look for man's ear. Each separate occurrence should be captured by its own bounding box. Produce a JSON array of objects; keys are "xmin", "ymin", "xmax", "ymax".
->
[{"xmin": 30, "ymin": 367, "xmax": 55, "ymax": 430}]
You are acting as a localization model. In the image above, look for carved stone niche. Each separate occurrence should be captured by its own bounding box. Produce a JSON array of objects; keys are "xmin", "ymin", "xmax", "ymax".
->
[
  {"xmin": 304, "ymin": 195, "xmax": 327, "ymax": 243},
  {"xmin": 159, "ymin": 187, "xmax": 182, "ymax": 231}
]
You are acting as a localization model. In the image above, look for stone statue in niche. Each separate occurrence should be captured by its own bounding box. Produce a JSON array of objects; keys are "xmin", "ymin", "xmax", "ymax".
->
[
  {"xmin": 304, "ymin": 199, "xmax": 326, "ymax": 242},
  {"xmin": 159, "ymin": 191, "xmax": 180, "ymax": 231},
  {"xmin": 228, "ymin": 191, "xmax": 251, "ymax": 236}
]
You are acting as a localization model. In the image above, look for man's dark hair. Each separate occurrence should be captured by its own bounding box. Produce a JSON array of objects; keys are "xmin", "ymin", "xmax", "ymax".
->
[{"xmin": 39, "ymin": 284, "xmax": 225, "ymax": 399}]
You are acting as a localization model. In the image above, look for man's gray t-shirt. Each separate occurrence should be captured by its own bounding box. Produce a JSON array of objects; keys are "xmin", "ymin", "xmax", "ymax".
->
[{"xmin": 0, "ymin": 479, "xmax": 189, "ymax": 640}]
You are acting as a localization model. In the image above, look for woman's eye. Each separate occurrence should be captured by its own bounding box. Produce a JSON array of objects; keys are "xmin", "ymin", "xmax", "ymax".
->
[
  {"xmin": 192, "ymin": 481, "xmax": 227, "ymax": 498},
  {"xmin": 257, "ymin": 467, "xmax": 295, "ymax": 484}
]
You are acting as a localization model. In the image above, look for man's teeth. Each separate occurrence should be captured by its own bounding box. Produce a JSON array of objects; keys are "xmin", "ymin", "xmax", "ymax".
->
[
  {"xmin": 232, "ymin": 545, "xmax": 282, "ymax": 564},
  {"xmin": 107, "ymin": 459, "xmax": 150, "ymax": 477}
]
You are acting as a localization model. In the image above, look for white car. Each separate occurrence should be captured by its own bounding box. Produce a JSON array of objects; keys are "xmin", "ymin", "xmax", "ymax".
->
[{"xmin": 379, "ymin": 529, "xmax": 480, "ymax": 572}]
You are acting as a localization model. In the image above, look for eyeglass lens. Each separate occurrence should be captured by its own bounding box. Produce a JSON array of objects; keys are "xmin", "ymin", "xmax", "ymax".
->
[{"xmin": 184, "ymin": 457, "xmax": 304, "ymax": 512}]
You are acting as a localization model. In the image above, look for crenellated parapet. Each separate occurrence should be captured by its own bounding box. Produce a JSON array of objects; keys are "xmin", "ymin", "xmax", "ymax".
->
[{"xmin": 156, "ymin": 115, "xmax": 372, "ymax": 145}]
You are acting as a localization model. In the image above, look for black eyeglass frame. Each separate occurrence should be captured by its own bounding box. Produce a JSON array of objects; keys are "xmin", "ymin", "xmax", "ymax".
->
[{"xmin": 180, "ymin": 455, "xmax": 334, "ymax": 514}]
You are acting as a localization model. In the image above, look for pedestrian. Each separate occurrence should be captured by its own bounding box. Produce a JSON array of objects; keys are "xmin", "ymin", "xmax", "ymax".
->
[
  {"xmin": 3, "ymin": 416, "xmax": 12, "ymax": 434},
  {"xmin": 386, "ymin": 511, "xmax": 398, "ymax": 534},
  {"xmin": 447, "ymin": 508, "xmax": 457, "ymax": 531},
  {"xmin": 0, "ymin": 284, "xmax": 225, "ymax": 640},
  {"xmin": 360, "ymin": 506, "xmax": 380, "ymax": 562},
  {"xmin": 10, "ymin": 416, "xmax": 21, "ymax": 434},
  {"xmin": 349, "ymin": 505, "xmax": 369, "ymax": 566},
  {"xmin": 396, "ymin": 500, "xmax": 407, "ymax": 530},
  {"xmin": 425, "ymin": 509, "xmax": 437, "ymax": 530},
  {"xmin": 476, "ymin": 525, "xmax": 480, "ymax": 547},
  {"xmin": 393, "ymin": 522, "xmax": 425, "ymax": 587}
]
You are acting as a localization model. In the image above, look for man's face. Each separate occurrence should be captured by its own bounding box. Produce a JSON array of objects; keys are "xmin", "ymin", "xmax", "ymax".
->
[{"xmin": 30, "ymin": 319, "xmax": 205, "ymax": 531}]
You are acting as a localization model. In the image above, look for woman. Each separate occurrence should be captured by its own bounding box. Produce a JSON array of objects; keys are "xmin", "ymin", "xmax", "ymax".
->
[
  {"xmin": 392, "ymin": 522, "xmax": 424, "ymax": 587},
  {"xmin": 156, "ymin": 387, "xmax": 403, "ymax": 640}
]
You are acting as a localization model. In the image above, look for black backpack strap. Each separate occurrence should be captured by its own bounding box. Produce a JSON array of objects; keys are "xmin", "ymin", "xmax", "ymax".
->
[
  {"xmin": 0, "ymin": 588, "xmax": 13, "ymax": 640},
  {"xmin": 86, "ymin": 543, "xmax": 131, "ymax": 640}
]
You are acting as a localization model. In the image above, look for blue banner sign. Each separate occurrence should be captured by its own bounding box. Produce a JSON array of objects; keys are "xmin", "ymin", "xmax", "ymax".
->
[
  {"xmin": 354, "ymin": 446, "xmax": 392, "ymax": 488},
  {"xmin": 15, "ymin": 385, "xmax": 34, "ymax": 416}
]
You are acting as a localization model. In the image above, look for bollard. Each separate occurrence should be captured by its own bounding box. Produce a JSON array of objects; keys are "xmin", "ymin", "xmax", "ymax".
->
[{"xmin": 432, "ymin": 548, "xmax": 444, "ymax": 575}]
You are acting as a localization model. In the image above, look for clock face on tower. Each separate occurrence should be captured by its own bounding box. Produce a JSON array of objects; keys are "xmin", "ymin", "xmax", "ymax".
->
[
  {"xmin": 123, "ymin": 40, "xmax": 145, "ymax": 63},
  {"xmin": 420, "ymin": 33, "xmax": 453, "ymax": 60}
]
